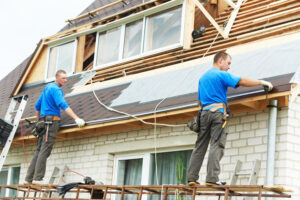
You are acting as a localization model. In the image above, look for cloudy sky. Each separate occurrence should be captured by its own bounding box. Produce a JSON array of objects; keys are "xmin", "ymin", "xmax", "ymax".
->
[{"xmin": 0, "ymin": 0, "xmax": 94, "ymax": 81}]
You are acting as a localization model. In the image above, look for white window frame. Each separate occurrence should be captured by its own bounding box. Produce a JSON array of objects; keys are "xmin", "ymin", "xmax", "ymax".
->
[
  {"xmin": 112, "ymin": 148, "xmax": 192, "ymax": 200},
  {"xmin": 0, "ymin": 165, "xmax": 20, "ymax": 197},
  {"xmin": 93, "ymin": 0, "xmax": 186, "ymax": 69},
  {"xmin": 45, "ymin": 39, "xmax": 78, "ymax": 82},
  {"xmin": 113, "ymin": 153, "xmax": 150, "ymax": 200}
]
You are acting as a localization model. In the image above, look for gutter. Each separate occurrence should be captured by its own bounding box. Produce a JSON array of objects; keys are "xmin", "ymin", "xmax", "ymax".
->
[{"xmin": 60, "ymin": 89, "xmax": 268, "ymax": 128}]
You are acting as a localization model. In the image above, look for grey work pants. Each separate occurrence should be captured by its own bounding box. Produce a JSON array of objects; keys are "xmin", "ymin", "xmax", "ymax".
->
[
  {"xmin": 25, "ymin": 121, "xmax": 59, "ymax": 182},
  {"xmin": 186, "ymin": 110, "xmax": 228, "ymax": 183}
]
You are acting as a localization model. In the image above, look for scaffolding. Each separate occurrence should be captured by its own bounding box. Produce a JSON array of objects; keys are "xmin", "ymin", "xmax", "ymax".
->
[{"xmin": 0, "ymin": 184, "xmax": 292, "ymax": 200}]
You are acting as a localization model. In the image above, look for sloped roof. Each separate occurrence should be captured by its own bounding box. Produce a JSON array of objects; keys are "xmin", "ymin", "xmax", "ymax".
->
[
  {"xmin": 1, "ymin": 0, "xmax": 300, "ymax": 140},
  {"xmin": 59, "ymin": 0, "xmax": 151, "ymax": 33},
  {"xmin": 7, "ymin": 37, "xmax": 299, "ymax": 137},
  {"xmin": 0, "ymin": 56, "xmax": 32, "ymax": 118}
]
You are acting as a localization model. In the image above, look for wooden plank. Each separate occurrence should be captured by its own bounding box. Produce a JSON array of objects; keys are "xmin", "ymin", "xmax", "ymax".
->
[
  {"xmin": 66, "ymin": 0, "xmax": 125, "ymax": 22},
  {"xmin": 192, "ymin": 0, "xmax": 227, "ymax": 38},
  {"xmin": 75, "ymin": 35, "xmax": 86, "ymax": 73},
  {"xmin": 183, "ymin": 0, "xmax": 195, "ymax": 49}
]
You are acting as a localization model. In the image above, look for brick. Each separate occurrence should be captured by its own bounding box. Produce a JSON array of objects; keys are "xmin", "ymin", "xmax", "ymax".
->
[
  {"xmin": 240, "ymin": 130, "xmax": 254, "ymax": 138},
  {"xmin": 254, "ymin": 144, "xmax": 267, "ymax": 153},
  {"xmin": 107, "ymin": 134, "xmax": 117, "ymax": 141},
  {"xmin": 278, "ymin": 109, "xmax": 288, "ymax": 118},
  {"xmin": 251, "ymin": 122, "xmax": 259, "ymax": 129},
  {"xmin": 232, "ymin": 139, "xmax": 247, "ymax": 147},
  {"xmin": 128, "ymin": 131, "xmax": 138, "ymax": 137},
  {"xmin": 228, "ymin": 125, "xmax": 236, "ymax": 132},
  {"xmin": 161, "ymin": 127, "xmax": 172, "ymax": 134},
  {"xmin": 248, "ymin": 137, "xmax": 262, "ymax": 145},
  {"xmin": 138, "ymin": 129, "xmax": 149, "ymax": 136},
  {"xmin": 227, "ymin": 132, "xmax": 239, "ymax": 140},
  {"xmin": 256, "ymin": 113, "xmax": 268, "ymax": 121},
  {"xmin": 243, "ymin": 123, "xmax": 251, "ymax": 131},
  {"xmin": 117, "ymin": 133, "xmax": 127, "ymax": 139},
  {"xmin": 280, "ymin": 118, "xmax": 288, "ymax": 126},
  {"xmin": 255, "ymin": 128, "xmax": 267, "ymax": 136},
  {"xmin": 172, "ymin": 126, "xmax": 185, "ymax": 132},
  {"xmin": 225, "ymin": 148, "xmax": 238, "ymax": 156},
  {"xmin": 259, "ymin": 121, "xmax": 267, "ymax": 128},
  {"xmin": 239, "ymin": 146, "xmax": 254, "ymax": 154},
  {"xmin": 241, "ymin": 115, "xmax": 255, "ymax": 123},
  {"xmin": 229, "ymin": 117, "xmax": 240, "ymax": 125},
  {"xmin": 236, "ymin": 124, "xmax": 243, "ymax": 132}
]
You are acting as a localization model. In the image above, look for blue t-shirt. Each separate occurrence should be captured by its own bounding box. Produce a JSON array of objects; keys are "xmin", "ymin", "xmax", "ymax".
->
[
  {"xmin": 198, "ymin": 68, "xmax": 241, "ymax": 112},
  {"xmin": 35, "ymin": 82, "xmax": 69, "ymax": 117}
]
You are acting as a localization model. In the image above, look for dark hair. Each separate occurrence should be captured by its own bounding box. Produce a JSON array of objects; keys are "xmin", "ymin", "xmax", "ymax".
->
[
  {"xmin": 213, "ymin": 52, "xmax": 231, "ymax": 64},
  {"xmin": 55, "ymin": 69, "xmax": 67, "ymax": 77}
]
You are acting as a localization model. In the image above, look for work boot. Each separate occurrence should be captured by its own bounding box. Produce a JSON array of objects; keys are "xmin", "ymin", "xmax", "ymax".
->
[
  {"xmin": 188, "ymin": 181, "xmax": 200, "ymax": 186},
  {"xmin": 205, "ymin": 181, "xmax": 226, "ymax": 186},
  {"xmin": 24, "ymin": 181, "xmax": 32, "ymax": 185}
]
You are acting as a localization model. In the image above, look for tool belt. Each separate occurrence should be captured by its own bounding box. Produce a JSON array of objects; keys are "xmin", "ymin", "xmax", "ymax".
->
[
  {"xmin": 202, "ymin": 103, "xmax": 229, "ymax": 121},
  {"xmin": 31, "ymin": 116, "xmax": 58, "ymax": 137}
]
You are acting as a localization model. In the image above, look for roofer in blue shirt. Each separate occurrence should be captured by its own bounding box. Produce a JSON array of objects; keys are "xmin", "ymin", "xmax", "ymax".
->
[
  {"xmin": 187, "ymin": 52, "xmax": 273, "ymax": 186},
  {"xmin": 25, "ymin": 70, "xmax": 85, "ymax": 184}
]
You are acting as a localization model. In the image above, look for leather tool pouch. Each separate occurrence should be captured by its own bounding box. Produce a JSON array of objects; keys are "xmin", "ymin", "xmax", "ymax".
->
[
  {"xmin": 187, "ymin": 110, "xmax": 202, "ymax": 133},
  {"xmin": 32, "ymin": 120, "xmax": 45, "ymax": 137}
]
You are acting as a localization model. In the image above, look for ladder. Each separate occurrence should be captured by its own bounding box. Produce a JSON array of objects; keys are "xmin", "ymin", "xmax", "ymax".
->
[
  {"xmin": 0, "ymin": 95, "xmax": 28, "ymax": 171},
  {"xmin": 229, "ymin": 159, "xmax": 261, "ymax": 200}
]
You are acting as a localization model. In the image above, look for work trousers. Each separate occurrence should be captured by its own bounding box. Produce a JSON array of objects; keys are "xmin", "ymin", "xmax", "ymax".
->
[
  {"xmin": 25, "ymin": 121, "xmax": 59, "ymax": 182},
  {"xmin": 186, "ymin": 110, "xmax": 228, "ymax": 183}
]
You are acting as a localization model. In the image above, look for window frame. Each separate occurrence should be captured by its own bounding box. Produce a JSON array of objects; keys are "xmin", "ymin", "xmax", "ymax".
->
[
  {"xmin": 93, "ymin": 0, "xmax": 186, "ymax": 69},
  {"xmin": 0, "ymin": 165, "xmax": 21, "ymax": 197},
  {"xmin": 112, "ymin": 148, "xmax": 192, "ymax": 200},
  {"xmin": 45, "ymin": 39, "xmax": 78, "ymax": 81}
]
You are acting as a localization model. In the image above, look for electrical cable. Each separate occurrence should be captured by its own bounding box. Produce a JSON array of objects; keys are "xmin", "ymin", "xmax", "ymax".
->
[
  {"xmin": 90, "ymin": 78, "xmax": 186, "ymax": 127},
  {"xmin": 153, "ymin": 32, "xmax": 220, "ymax": 185}
]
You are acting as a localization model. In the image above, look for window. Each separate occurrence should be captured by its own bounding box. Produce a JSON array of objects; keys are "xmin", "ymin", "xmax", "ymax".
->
[
  {"xmin": 96, "ymin": 27, "xmax": 122, "ymax": 65},
  {"xmin": 114, "ymin": 150, "xmax": 192, "ymax": 200},
  {"xmin": 46, "ymin": 40, "xmax": 77, "ymax": 79},
  {"xmin": 149, "ymin": 150, "xmax": 192, "ymax": 185},
  {"xmin": 145, "ymin": 6, "xmax": 182, "ymax": 52},
  {"xmin": 95, "ymin": 5, "xmax": 183, "ymax": 68},
  {"xmin": 0, "ymin": 166, "xmax": 20, "ymax": 197},
  {"xmin": 123, "ymin": 20, "xmax": 143, "ymax": 58}
]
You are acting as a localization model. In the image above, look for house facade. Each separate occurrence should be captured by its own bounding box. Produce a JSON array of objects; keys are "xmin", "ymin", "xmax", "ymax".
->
[{"xmin": 0, "ymin": 0, "xmax": 300, "ymax": 199}]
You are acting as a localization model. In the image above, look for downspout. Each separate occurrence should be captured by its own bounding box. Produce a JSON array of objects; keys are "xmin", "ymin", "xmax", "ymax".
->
[{"xmin": 266, "ymin": 99, "xmax": 278, "ymax": 199}]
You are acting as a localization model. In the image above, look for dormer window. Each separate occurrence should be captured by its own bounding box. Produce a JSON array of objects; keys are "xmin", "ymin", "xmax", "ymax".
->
[
  {"xmin": 94, "ymin": 5, "xmax": 183, "ymax": 69},
  {"xmin": 46, "ymin": 40, "xmax": 77, "ymax": 79}
]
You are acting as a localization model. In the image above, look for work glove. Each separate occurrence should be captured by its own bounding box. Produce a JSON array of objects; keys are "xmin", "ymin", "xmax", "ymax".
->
[
  {"xmin": 260, "ymin": 80, "xmax": 273, "ymax": 91},
  {"xmin": 75, "ymin": 118, "xmax": 85, "ymax": 128}
]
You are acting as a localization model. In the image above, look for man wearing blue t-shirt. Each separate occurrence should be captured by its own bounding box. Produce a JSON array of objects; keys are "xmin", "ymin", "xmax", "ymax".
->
[
  {"xmin": 25, "ymin": 70, "xmax": 85, "ymax": 184},
  {"xmin": 187, "ymin": 52, "xmax": 273, "ymax": 186}
]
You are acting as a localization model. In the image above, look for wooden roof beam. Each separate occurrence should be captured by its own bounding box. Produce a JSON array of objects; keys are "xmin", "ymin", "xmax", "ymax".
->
[
  {"xmin": 66, "ymin": 0, "xmax": 125, "ymax": 23},
  {"xmin": 192, "ymin": 0, "xmax": 244, "ymax": 39}
]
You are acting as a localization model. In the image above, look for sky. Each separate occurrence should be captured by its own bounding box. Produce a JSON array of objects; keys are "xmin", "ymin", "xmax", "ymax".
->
[{"xmin": 0, "ymin": 0, "xmax": 95, "ymax": 81}]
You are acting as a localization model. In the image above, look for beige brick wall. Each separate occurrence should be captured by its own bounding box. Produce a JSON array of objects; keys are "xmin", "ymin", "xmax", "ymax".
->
[{"xmin": 4, "ymin": 99, "xmax": 299, "ymax": 199}]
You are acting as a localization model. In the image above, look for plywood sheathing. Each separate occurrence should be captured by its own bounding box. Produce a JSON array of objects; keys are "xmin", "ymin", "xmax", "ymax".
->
[{"xmin": 24, "ymin": 46, "xmax": 48, "ymax": 84}]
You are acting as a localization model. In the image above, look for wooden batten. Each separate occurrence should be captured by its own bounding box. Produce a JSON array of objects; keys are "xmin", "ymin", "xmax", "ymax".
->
[
  {"xmin": 183, "ymin": 0, "xmax": 195, "ymax": 49},
  {"xmin": 75, "ymin": 35, "xmax": 86, "ymax": 73}
]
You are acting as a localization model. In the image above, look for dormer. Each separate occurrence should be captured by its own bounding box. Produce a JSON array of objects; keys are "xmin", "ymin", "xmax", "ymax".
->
[{"xmin": 14, "ymin": 0, "xmax": 230, "ymax": 94}]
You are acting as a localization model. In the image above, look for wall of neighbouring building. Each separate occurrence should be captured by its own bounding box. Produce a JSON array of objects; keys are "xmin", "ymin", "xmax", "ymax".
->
[{"xmin": 4, "ymin": 101, "xmax": 299, "ymax": 199}]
